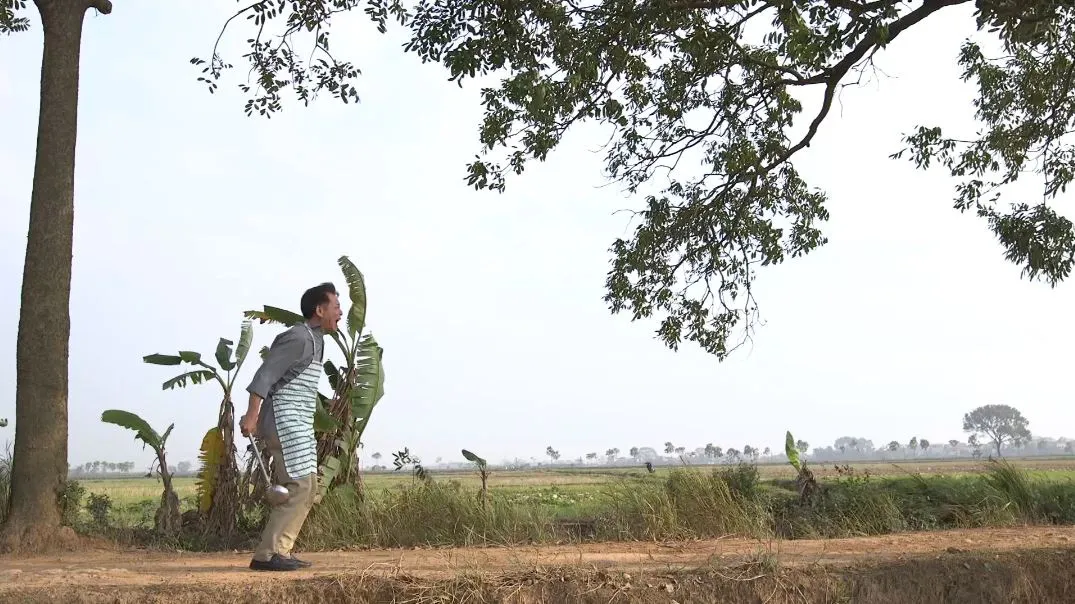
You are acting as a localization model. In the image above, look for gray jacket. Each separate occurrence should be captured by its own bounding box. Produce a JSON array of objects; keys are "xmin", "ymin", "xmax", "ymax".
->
[{"xmin": 247, "ymin": 322, "xmax": 325, "ymax": 439}]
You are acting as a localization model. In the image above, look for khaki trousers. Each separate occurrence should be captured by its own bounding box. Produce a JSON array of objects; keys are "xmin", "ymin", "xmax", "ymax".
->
[{"xmin": 253, "ymin": 432, "xmax": 316, "ymax": 561}]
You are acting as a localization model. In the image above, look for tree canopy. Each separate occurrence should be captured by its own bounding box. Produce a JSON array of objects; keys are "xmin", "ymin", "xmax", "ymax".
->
[
  {"xmin": 962, "ymin": 403, "xmax": 1031, "ymax": 457},
  {"xmin": 399, "ymin": 0, "xmax": 1075, "ymax": 357},
  {"xmin": 173, "ymin": 0, "xmax": 1075, "ymax": 359},
  {"xmin": 11, "ymin": 1, "xmax": 1067, "ymax": 364}
]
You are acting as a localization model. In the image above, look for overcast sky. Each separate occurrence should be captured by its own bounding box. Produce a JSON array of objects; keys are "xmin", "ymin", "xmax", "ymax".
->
[{"xmin": 1, "ymin": 4, "xmax": 1072, "ymax": 470}]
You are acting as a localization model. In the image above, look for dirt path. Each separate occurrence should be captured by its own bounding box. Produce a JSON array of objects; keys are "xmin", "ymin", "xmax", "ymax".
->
[{"xmin": 1, "ymin": 526, "xmax": 1073, "ymax": 595}]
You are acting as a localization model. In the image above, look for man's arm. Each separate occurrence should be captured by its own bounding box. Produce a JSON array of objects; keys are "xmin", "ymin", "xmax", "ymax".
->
[{"xmin": 240, "ymin": 327, "xmax": 305, "ymax": 435}]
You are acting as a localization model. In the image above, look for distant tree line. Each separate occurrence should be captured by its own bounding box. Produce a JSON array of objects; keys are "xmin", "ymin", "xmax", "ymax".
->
[
  {"xmin": 369, "ymin": 405, "xmax": 1049, "ymax": 472},
  {"xmin": 507, "ymin": 405, "xmax": 1054, "ymax": 469},
  {"xmin": 68, "ymin": 460, "xmax": 196, "ymax": 477},
  {"xmin": 69, "ymin": 461, "xmax": 137, "ymax": 475}
]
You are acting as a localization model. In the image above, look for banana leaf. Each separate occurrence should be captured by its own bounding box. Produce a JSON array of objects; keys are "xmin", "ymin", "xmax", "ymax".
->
[
  {"xmin": 337, "ymin": 256, "xmax": 367, "ymax": 338},
  {"xmin": 244, "ymin": 305, "xmax": 304, "ymax": 327},
  {"xmin": 161, "ymin": 370, "xmax": 217, "ymax": 390},
  {"xmin": 314, "ymin": 394, "xmax": 340, "ymax": 433},
  {"xmin": 324, "ymin": 360, "xmax": 341, "ymax": 392},
  {"xmin": 144, "ymin": 353, "xmax": 182, "ymax": 366},
  {"xmin": 234, "ymin": 320, "xmax": 254, "ymax": 371},
  {"xmin": 785, "ymin": 431, "xmax": 801, "ymax": 471},
  {"xmin": 317, "ymin": 455, "xmax": 342, "ymax": 500},
  {"xmin": 196, "ymin": 427, "xmax": 225, "ymax": 514},
  {"xmin": 215, "ymin": 338, "xmax": 235, "ymax": 371},
  {"xmin": 348, "ymin": 334, "xmax": 384, "ymax": 444},
  {"xmin": 101, "ymin": 409, "xmax": 164, "ymax": 452},
  {"xmin": 461, "ymin": 449, "xmax": 486, "ymax": 467}
]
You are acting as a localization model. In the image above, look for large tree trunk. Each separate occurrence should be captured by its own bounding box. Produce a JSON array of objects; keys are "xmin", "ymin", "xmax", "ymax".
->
[{"xmin": 0, "ymin": 0, "xmax": 111, "ymax": 553}]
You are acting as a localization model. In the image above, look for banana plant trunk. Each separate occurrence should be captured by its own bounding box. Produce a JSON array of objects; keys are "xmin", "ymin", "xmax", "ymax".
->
[
  {"xmin": 206, "ymin": 396, "xmax": 240, "ymax": 541},
  {"xmin": 154, "ymin": 450, "xmax": 181, "ymax": 535}
]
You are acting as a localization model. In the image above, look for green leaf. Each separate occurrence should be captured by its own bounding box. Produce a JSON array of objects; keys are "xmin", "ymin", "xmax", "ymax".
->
[
  {"xmin": 244, "ymin": 306, "xmax": 304, "ymax": 327},
  {"xmin": 337, "ymin": 256, "xmax": 367, "ymax": 338},
  {"xmin": 179, "ymin": 351, "xmax": 204, "ymax": 365},
  {"xmin": 0, "ymin": 418, "xmax": 7, "ymax": 428},
  {"xmin": 348, "ymin": 334, "xmax": 384, "ymax": 444},
  {"xmin": 314, "ymin": 395, "xmax": 340, "ymax": 433},
  {"xmin": 215, "ymin": 338, "xmax": 235, "ymax": 372},
  {"xmin": 160, "ymin": 423, "xmax": 175, "ymax": 448},
  {"xmin": 461, "ymin": 449, "xmax": 486, "ymax": 467},
  {"xmin": 234, "ymin": 320, "xmax": 254, "ymax": 370},
  {"xmin": 317, "ymin": 455, "xmax": 343, "ymax": 500},
  {"xmin": 101, "ymin": 410, "xmax": 163, "ymax": 452},
  {"xmin": 324, "ymin": 360, "xmax": 341, "ymax": 392},
  {"xmin": 259, "ymin": 345, "xmax": 270, "ymax": 360},
  {"xmin": 785, "ymin": 431, "xmax": 801, "ymax": 472},
  {"xmin": 143, "ymin": 354, "xmax": 183, "ymax": 366},
  {"xmin": 162, "ymin": 370, "xmax": 217, "ymax": 390}
]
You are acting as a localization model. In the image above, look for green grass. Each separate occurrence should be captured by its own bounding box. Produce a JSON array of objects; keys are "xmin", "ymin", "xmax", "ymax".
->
[
  {"xmin": 80, "ymin": 476, "xmax": 199, "ymax": 506},
  {"xmin": 58, "ymin": 458, "xmax": 1075, "ymax": 551}
]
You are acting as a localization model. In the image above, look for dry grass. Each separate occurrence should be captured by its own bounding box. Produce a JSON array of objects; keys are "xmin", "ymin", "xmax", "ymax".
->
[{"xmin": 4, "ymin": 547, "xmax": 1075, "ymax": 603}]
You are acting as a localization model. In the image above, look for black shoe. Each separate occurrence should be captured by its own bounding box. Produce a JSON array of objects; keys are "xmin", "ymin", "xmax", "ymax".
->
[
  {"xmin": 288, "ymin": 555, "xmax": 312, "ymax": 568},
  {"xmin": 249, "ymin": 554, "xmax": 302, "ymax": 571}
]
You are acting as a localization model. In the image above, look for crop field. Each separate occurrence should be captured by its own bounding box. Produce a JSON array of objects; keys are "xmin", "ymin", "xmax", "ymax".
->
[
  {"xmin": 77, "ymin": 456, "xmax": 1075, "ymax": 507},
  {"xmin": 70, "ymin": 456, "xmax": 1075, "ymax": 533}
]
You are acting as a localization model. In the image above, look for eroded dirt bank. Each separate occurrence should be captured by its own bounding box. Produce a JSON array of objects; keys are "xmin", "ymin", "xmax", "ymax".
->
[{"xmin": 2, "ymin": 526, "xmax": 1074, "ymax": 602}]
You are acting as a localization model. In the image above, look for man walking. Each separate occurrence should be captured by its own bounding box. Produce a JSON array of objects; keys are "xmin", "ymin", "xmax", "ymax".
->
[{"xmin": 240, "ymin": 282, "xmax": 341, "ymax": 571}]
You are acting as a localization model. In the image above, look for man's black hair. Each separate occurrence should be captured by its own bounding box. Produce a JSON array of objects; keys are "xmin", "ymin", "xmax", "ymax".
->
[{"xmin": 301, "ymin": 282, "xmax": 338, "ymax": 319}]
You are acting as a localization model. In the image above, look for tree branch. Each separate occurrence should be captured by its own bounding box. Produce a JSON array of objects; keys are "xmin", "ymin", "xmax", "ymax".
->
[
  {"xmin": 86, "ymin": 0, "xmax": 111, "ymax": 14},
  {"xmin": 768, "ymin": 0, "xmax": 971, "ymax": 171}
]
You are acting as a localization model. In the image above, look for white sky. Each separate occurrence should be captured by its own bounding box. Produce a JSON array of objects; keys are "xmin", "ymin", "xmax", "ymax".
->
[{"xmin": 0, "ymin": 4, "xmax": 1071, "ymax": 470}]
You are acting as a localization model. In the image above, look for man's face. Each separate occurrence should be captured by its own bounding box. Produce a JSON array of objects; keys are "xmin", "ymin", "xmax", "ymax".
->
[{"xmin": 317, "ymin": 293, "xmax": 343, "ymax": 332}]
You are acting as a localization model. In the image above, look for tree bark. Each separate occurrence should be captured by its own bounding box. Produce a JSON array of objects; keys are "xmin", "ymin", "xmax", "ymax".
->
[{"xmin": 1, "ymin": 0, "xmax": 110, "ymax": 553}]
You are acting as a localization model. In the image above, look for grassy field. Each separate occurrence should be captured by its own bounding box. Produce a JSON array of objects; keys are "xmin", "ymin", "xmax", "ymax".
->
[
  {"xmin": 76, "ymin": 457, "xmax": 1075, "ymax": 504},
  {"xmin": 76, "ymin": 456, "xmax": 1075, "ymax": 503},
  {"xmin": 68, "ymin": 456, "xmax": 1075, "ymax": 548}
]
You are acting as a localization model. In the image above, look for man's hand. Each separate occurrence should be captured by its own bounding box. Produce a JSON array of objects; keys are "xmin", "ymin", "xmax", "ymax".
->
[
  {"xmin": 241, "ymin": 393, "xmax": 264, "ymax": 437},
  {"xmin": 240, "ymin": 413, "xmax": 258, "ymax": 438}
]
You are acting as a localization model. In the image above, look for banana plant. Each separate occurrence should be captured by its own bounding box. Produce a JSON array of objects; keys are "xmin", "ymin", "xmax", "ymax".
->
[
  {"xmin": 245, "ymin": 255, "xmax": 386, "ymax": 500},
  {"xmin": 785, "ymin": 430, "xmax": 819, "ymax": 506},
  {"xmin": 462, "ymin": 449, "xmax": 490, "ymax": 510},
  {"xmin": 101, "ymin": 410, "xmax": 180, "ymax": 535},
  {"xmin": 142, "ymin": 319, "xmax": 254, "ymax": 538}
]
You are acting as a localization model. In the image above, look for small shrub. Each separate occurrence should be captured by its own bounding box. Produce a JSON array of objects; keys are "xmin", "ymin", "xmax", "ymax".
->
[
  {"xmin": 86, "ymin": 493, "xmax": 113, "ymax": 527},
  {"xmin": 60, "ymin": 480, "xmax": 85, "ymax": 526},
  {"xmin": 718, "ymin": 462, "xmax": 761, "ymax": 502},
  {"xmin": 1035, "ymin": 481, "xmax": 1075, "ymax": 524}
]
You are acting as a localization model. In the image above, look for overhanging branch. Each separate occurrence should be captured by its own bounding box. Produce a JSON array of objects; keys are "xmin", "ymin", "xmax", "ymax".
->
[
  {"xmin": 770, "ymin": 0, "xmax": 971, "ymax": 171},
  {"xmin": 87, "ymin": 0, "xmax": 112, "ymax": 14}
]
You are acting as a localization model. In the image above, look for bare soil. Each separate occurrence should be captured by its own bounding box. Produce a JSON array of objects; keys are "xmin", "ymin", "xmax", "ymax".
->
[{"xmin": 2, "ymin": 526, "xmax": 1074, "ymax": 602}]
